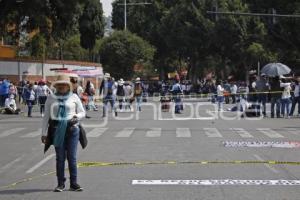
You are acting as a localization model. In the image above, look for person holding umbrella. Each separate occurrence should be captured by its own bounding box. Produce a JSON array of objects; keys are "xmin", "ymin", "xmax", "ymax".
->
[{"xmin": 41, "ymin": 75, "xmax": 86, "ymax": 192}]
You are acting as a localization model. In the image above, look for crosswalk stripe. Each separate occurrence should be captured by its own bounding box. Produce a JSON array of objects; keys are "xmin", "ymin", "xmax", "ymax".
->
[
  {"xmin": 87, "ymin": 128, "xmax": 108, "ymax": 138},
  {"xmin": 0, "ymin": 128, "xmax": 26, "ymax": 138},
  {"xmin": 257, "ymin": 128, "xmax": 284, "ymax": 138},
  {"xmin": 231, "ymin": 128, "xmax": 253, "ymax": 138},
  {"xmin": 204, "ymin": 128, "xmax": 223, "ymax": 138},
  {"xmin": 115, "ymin": 128, "xmax": 135, "ymax": 138},
  {"xmin": 21, "ymin": 129, "xmax": 42, "ymax": 138},
  {"xmin": 284, "ymin": 128, "xmax": 300, "ymax": 135},
  {"xmin": 146, "ymin": 128, "xmax": 162, "ymax": 138},
  {"xmin": 176, "ymin": 128, "xmax": 191, "ymax": 138}
]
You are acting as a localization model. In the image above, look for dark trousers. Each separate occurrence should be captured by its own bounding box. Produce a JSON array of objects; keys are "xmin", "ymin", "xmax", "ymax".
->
[
  {"xmin": 38, "ymin": 96, "xmax": 47, "ymax": 114},
  {"xmin": 55, "ymin": 125, "xmax": 80, "ymax": 185},
  {"xmin": 26, "ymin": 100, "xmax": 34, "ymax": 117},
  {"xmin": 290, "ymin": 96, "xmax": 300, "ymax": 116},
  {"xmin": 0, "ymin": 94, "xmax": 8, "ymax": 107},
  {"xmin": 271, "ymin": 97, "xmax": 281, "ymax": 118},
  {"xmin": 257, "ymin": 94, "xmax": 267, "ymax": 116},
  {"xmin": 4, "ymin": 108, "xmax": 20, "ymax": 114},
  {"xmin": 174, "ymin": 96, "xmax": 182, "ymax": 113},
  {"xmin": 103, "ymin": 96, "xmax": 116, "ymax": 116}
]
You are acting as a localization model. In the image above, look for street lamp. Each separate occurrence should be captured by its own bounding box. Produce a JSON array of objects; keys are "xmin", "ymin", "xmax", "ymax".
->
[{"xmin": 117, "ymin": 0, "xmax": 152, "ymax": 30}]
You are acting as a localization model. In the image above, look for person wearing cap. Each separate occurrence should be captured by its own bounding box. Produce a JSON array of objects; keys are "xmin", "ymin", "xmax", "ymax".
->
[
  {"xmin": 36, "ymin": 80, "xmax": 52, "ymax": 117},
  {"xmin": 4, "ymin": 94, "xmax": 20, "ymax": 114},
  {"xmin": 280, "ymin": 77, "xmax": 292, "ymax": 119},
  {"xmin": 269, "ymin": 76, "xmax": 282, "ymax": 118},
  {"xmin": 41, "ymin": 75, "xmax": 86, "ymax": 192},
  {"xmin": 255, "ymin": 73, "xmax": 269, "ymax": 117},
  {"xmin": 99, "ymin": 73, "xmax": 118, "ymax": 117},
  {"xmin": 133, "ymin": 77, "xmax": 143, "ymax": 112},
  {"xmin": 117, "ymin": 79, "xmax": 125, "ymax": 111},
  {"xmin": 290, "ymin": 77, "xmax": 300, "ymax": 117},
  {"xmin": 24, "ymin": 83, "xmax": 36, "ymax": 117},
  {"xmin": 170, "ymin": 79, "xmax": 184, "ymax": 114}
]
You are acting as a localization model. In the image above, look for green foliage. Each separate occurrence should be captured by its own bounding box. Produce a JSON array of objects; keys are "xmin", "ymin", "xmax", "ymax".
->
[
  {"xmin": 79, "ymin": 0, "xmax": 105, "ymax": 51},
  {"xmin": 99, "ymin": 31, "xmax": 156, "ymax": 79},
  {"xmin": 30, "ymin": 34, "xmax": 46, "ymax": 59}
]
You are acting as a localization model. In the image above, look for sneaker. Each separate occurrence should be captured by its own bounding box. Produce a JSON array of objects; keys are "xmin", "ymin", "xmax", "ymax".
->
[
  {"xmin": 70, "ymin": 183, "xmax": 83, "ymax": 192},
  {"xmin": 54, "ymin": 184, "xmax": 65, "ymax": 192}
]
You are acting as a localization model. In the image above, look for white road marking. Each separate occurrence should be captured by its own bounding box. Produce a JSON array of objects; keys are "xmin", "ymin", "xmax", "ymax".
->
[
  {"xmin": 26, "ymin": 154, "xmax": 55, "ymax": 174},
  {"xmin": 0, "ymin": 155, "xmax": 25, "ymax": 174},
  {"xmin": 284, "ymin": 128, "xmax": 300, "ymax": 135},
  {"xmin": 21, "ymin": 129, "xmax": 42, "ymax": 138},
  {"xmin": 87, "ymin": 128, "xmax": 108, "ymax": 138},
  {"xmin": 132, "ymin": 180, "xmax": 300, "ymax": 186},
  {"xmin": 81, "ymin": 124, "xmax": 107, "ymax": 128},
  {"xmin": 231, "ymin": 128, "xmax": 253, "ymax": 138},
  {"xmin": 115, "ymin": 128, "xmax": 135, "ymax": 138},
  {"xmin": 253, "ymin": 154, "xmax": 279, "ymax": 174},
  {"xmin": 0, "ymin": 128, "xmax": 26, "ymax": 138},
  {"xmin": 176, "ymin": 128, "xmax": 191, "ymax": 138},
  {"xmin": 204, "ymin": 128, "xmax": 223, "ymax": 138},
  {"xmin": 159, "ymin": 117, "xmax": 215, "ymax": 121},
  {"xmin": 257, "ymin": 128, "xmax": 284, "ymax": 138},
  {"xmin": 146, "ymin": 128, "xmax": 162, "ymax": 138}
]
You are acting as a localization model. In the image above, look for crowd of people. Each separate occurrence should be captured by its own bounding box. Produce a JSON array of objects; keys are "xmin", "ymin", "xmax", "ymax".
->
[
  {"xmin": 0, "ymin": 72, "xmax": 299, "ymax": 118},
  {"xmin": 215, "ymin": 74, "xmax": 300, "ymax": 118}
]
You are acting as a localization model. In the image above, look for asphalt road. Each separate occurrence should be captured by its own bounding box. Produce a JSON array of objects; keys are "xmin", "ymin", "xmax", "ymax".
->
[{"xmin": 0, "ymin": 101, "xmax": 300, "ymax": 200}]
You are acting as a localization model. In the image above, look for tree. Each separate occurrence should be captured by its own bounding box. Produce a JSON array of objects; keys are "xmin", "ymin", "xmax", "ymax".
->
[
  {"xmin": 79, "ymin": 0, "xmax": 105, "ymax": 61},
  {"xmin": 99, "ymin": 31, "xmax": 156, "ymax": 79}
]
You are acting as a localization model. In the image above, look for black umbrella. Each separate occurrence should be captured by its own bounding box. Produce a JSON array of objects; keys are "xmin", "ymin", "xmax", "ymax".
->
[{"xmin": 261, "ymin": 63, "xmax": 291, "ymax": 77}]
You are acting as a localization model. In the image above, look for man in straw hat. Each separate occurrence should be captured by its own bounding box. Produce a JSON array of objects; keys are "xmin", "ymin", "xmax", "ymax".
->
[
  {"xmin": 41, "ymin": 74, "xmax": 86, "ymax": 192},
  {"xmin": 100, "ymin": 73, "xmax": 118, "ymax": 117}
]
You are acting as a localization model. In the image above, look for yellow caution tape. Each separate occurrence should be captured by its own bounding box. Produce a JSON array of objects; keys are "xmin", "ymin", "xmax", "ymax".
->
[{"xmin": 2, "ymin": 160, "xmax": 300, "ymax": 190}]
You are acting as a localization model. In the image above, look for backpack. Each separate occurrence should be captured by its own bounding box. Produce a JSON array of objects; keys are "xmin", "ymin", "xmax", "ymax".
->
[
  {"xmin": 106, "ymin": 81, "xmax": 114, "ymax": 95},
  {"xmin": 134, "ymin": 84, "xmax": 142, "ymax": 96},
  {"xmin": 117, "ymin": 85, "xmax": 125, "ymax": 96}
]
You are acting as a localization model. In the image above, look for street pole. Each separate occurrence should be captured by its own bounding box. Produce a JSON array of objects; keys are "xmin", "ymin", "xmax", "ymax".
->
[
  {"xmin": 117, "ymin": 1, "xmax": 152, "ymax": 31},
  {"xmin": 124, "ymin": 0, "xmax": 127, "ymax": 30}
]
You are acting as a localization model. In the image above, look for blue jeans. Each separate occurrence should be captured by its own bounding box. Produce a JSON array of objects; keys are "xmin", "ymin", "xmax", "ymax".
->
[
  {"xmin": 174, "ymin": 96, "xmax": 182, "ymax": 113},
  {"xmin": 217, "ymin": 96, "xmax": 224, "ymax": 111},
  {"xmin": 290, "ymin": 96, "xmax": 300, "ymax": 116},
  {"xmin": 271, "ymin": 97, "xmax": 281, "ymax": 118},
  {"xmin": 26, "ymin": 100, "xmax": 34, "ymax": 117},
  {"xmin": 103, "ymin": 96, "xmax": 116, "ymax": 116},
  {"xmin": 55, "ymin": 125, "xmax": 80, "ymax": 185},
  {"xmin": 281, "ymin": 98, "xmax": 291, "ymax": 117},
  {"xmin": 257, "ymin": 94, "xmax": 267, "ymax": 116},
  {"xmin": 87, "ymin": 96, "xmax": 97, "ymax": 110},
  {"xmin": 136, "ymin": 96, "xmax": 142, "ymax": 111}
]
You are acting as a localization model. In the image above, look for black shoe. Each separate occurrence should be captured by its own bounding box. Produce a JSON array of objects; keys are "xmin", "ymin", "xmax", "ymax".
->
[
  {"xmin": 70, "ymin": 183, "xmax": 83, "ymax": 192},
  {"xmin": 54, "ymin": 184, "xmax": 65, "ymax": 192},
  {"xmin": 115, "ymin": 112, "xmax": 118, "ymax": 117}
]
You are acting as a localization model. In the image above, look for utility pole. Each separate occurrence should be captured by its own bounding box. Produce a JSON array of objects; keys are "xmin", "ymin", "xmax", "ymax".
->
[{"xmin": 117, "ymin": 0, "xmax": 152, "ymax": 31}]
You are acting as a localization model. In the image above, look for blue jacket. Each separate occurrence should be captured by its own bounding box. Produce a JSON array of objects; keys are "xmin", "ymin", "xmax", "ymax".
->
[{"xmin": 0, "ymin": 80, "xmax": 9, "ymax": 95}]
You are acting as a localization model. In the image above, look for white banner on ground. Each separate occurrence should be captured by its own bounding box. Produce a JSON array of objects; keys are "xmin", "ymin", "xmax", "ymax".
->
[
  {"xmin": 223, "ymin": 141, "xmax": 300, "ymax": 148},
  {"xmin": 132, "ymin": 180, "xmax": 300, "ymax": 186}
]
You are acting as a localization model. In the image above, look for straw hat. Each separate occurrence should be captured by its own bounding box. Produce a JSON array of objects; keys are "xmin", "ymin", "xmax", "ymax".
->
[
  {"xmin": 119, "ymin": 78, "xmax": 125, "ymax": 85},
  {"xmin": 53, "ymin": 74, "xmax": 71, "ymax": 85},
  {"xmin": 136, "ymin": 77, "xmax": 141, "ymax": 83},
  {"xmin": 104, "ymin": 73, "xmax": 111, "ymax": 79}
]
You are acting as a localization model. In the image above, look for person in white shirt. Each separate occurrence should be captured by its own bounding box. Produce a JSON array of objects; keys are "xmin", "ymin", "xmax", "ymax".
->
[
  {"xmin": 41, "ymin": 75, "xmax": 86, "ymax": 192},
  {"xmin": 216, "ymin": 80, "xmax": 225, "ymax": 111},
  {"xmin": 4, "ymin": 94, "xmax": 20, "ymax": 114},
  {"xmin": 230, "ymin": 83, "xmax": 238, "ymax": 104},
  {"xmin": 290, "ymin": 78, "xmax": 300, "ymax": 117},
  {"xmin": 37, "ymin": 80, "xmax": 52, "ymax": 117},
  {"xmin": 280, "ymin": 78, "xmax": 292, "ymax": 118},
  {"xmin": 124, "ymin": 82, "xmax": 133, "ymax": 111}
]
